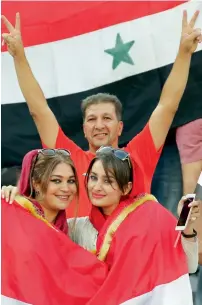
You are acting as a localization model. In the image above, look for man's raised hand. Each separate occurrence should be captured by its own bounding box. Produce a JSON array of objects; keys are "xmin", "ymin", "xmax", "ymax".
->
[
  {"xmin": 1, "ymin": 12, "xmax": 25, "ymax": 58},
  {"xmin": 180, "ymin": 10, "xmax": 202, "ymax": 54}
]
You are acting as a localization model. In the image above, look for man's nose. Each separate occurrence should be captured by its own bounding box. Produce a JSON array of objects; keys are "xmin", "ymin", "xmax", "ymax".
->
[{"xmin": 95, "ymin": 118, "xmax": 105, "ymax": 129}]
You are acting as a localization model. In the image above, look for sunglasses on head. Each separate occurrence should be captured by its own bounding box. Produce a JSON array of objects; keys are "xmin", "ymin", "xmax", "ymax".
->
[
  {"xmin": 37, "ymin": 149, "xmax": 71, "ymax": 157},
  {"xmin": 96, "ymin": 146, "xmax": 131, "ymax": 167},
  {"xmin": 31, "ymin": 149, "xmax": 71, "ymax": 175}
]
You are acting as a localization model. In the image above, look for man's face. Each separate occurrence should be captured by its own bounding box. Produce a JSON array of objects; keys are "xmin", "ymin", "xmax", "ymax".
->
[{"xmin": 83, "ymin": 103, "xmax": 123, "ymax": 153}]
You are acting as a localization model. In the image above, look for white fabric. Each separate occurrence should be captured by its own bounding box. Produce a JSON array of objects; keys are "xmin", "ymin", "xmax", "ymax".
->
[
  {"xmin": 68, "ymin": 217, "xmax": 97, "ymax": 251},
  {"xmin": 120, "ymin": 274, "xmax": 193, "ymax": 305},
  {"xmin": 1, "ymin": 296, "xmax": 31, "ymax": 305}
]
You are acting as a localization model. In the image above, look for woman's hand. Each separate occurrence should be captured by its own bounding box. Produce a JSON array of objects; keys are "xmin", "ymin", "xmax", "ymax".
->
[
  {"xmin": 177, "ymin": 195, "xmax": 200, "ymax": 235},
  {"xmin": 1, "ymin": 185, "xmax": 18, "ymax": 204}
]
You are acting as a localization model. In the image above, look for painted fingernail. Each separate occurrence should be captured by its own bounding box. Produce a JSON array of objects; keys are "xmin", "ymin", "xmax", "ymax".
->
[
  {"xmin": 9, "ymin": 200, "xmax": 12, "ymax": 204},
  {"xmin": 2, "ymin": 194, "xmax": 4, "ymax": 199}
]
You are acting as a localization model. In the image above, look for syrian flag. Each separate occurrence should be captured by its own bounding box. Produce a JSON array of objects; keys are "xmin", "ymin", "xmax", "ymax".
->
[{"xmin": 1, "ymin": 0, "xmax": 202, "ymax": 170}]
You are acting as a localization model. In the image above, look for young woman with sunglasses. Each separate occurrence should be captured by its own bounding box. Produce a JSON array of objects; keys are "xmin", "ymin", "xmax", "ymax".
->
[
  {"xmin": 69, "ymin": 147, "xmax": 200, "ymax": 304},
  {"xmin": 3, "ymin": 148, "xmax": 79, "ymax": 233},
  {"xmin": 2, "ymin": 148, "xmax": 111, "ymax": 305}
]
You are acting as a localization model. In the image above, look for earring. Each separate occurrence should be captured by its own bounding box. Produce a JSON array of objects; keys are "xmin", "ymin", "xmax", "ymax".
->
[{"xmin": 35, "ymin": 190, "xmax": 40, "ymax": 197}]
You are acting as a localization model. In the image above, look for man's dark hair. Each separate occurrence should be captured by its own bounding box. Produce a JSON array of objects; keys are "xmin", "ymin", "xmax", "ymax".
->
[{"xmin": 81, "ymin": 93, "xmax": 123, "ymax": 121}]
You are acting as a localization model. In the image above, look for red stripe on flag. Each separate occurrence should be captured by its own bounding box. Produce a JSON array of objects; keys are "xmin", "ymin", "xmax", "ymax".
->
[{"xmin": 1, "ymin": 1, "xmax": 186, "ymax": 49}]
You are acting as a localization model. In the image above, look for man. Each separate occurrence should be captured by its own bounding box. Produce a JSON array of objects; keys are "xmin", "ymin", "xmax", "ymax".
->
[{"xmin": 1, "ymin": 11, "xmax": 202, "ymax": 216}]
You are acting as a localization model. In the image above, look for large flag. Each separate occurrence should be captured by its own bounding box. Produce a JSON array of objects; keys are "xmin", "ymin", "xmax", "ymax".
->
[
  {"xmin": 1, "ymin": 0, "xmax": 202, "ymax": 170},
  {"xmin": 1, "ymin": 199, "xmax": 108, "ymax": 305},
  {"xmin": 2, "ymin": 197, "xmax": 193, "ymax": 305}
]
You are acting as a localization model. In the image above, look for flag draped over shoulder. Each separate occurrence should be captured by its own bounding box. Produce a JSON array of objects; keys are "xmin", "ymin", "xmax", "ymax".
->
[
  {"xmin": 1, "ymin": 0, "xmax": 202, "ymax": 170},
  {"xmin": 88, "ymin": 197, "xmax": 193, "ymax": 305},
  {"xmin": 2, "ymin": 196, "xmax": 193, "ymax": 305},
  {"xmin": 1, "ymin": 199, "xmax": 108, "ymax": 305}
]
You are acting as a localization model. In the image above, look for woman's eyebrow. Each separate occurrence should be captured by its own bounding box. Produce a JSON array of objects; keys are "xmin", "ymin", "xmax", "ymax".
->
[
  {"xmin": 90, "ymin": 171, "xmax": 97, "ymax": 175},
  {"xmin": 50, "ymin": 175, "xmax": 75, "ymax": 178}
]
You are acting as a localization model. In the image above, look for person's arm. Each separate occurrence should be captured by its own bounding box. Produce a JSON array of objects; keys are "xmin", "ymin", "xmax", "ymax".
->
[
  {"xmin": 13, "ymin": 56, "xmax": 59, "ymax": 148},
  {"xmin": 127, "ymin": 11, "xmax": 202, "ymax": 184},
  {"xmin": 177, "ymin": 196, "xmax": 200, "ymax": 271},
  {"xmin": 149, "ymin": 10, "xmax": 202, "ymax": 151},
  {"xmin": 2, "ymin": 13, "xmax": 59, "ymax": 148},
  {"xmin": 181, "ymin": 236, "xmax": 198, "ymax": 274}
]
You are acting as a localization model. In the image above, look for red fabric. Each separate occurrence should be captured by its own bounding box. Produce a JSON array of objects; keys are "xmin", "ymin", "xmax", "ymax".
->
[
  {"xmin": 1, "ymin": 197, "xmax": 191, "ymax": 305},
  {"xmin": 17, "ymin": 149, "xmax": 68, "ymax": 234},
  {"xmin": 1, "ymin": 199, "xmax": 107, "ymax": 305},
  {"xmin": 1, "ymin": 1, "xmax": 184, "ymax": 50},
  {"xmin": 88, "ymin": 198, "xmax": 190, "ymax": 304},
  {"xmin": 126, "ymin": 123, "xmax": 162, "ymax": 197},
  {"xmin": 17, "ymin": 149, "xmax": 38, "ymax": 196},
  {"xmin": 48, "ymin": 123, "xmax": 162, "ymax": 218}
]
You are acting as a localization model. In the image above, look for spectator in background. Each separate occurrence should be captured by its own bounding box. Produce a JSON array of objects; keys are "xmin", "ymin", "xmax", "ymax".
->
[
  {"xmin": 176, "ymin": 118, "xmax": 202, "ymax": 264},
  {"xmin": 176, "ymin": 118, "xmax": 202, "ymax": 305},
  {"xmin": 176, "ymin": 119, "xmax": 202, "ymax": 194}
]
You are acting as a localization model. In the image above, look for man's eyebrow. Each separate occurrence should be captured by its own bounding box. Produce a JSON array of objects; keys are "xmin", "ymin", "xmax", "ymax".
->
[
  {"xmin": 103, "ymin": 113, "xmax": 112, "ymax": 116},
  {"xmin": 86, "ymin": 114, "xmax": 96, "ymax": 118}
]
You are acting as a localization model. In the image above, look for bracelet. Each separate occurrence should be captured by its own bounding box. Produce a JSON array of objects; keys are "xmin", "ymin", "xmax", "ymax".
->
[{"xmin": 181, "ymin": 229, "xmax": 197, "ymax": 238}]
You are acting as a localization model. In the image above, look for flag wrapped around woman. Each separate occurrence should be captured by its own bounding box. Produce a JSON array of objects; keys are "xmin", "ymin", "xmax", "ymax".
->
[
  {"xmin": 88, "ymin": 195, "xmax": 193, "ymax": 305},
  {"xmin": 2, "ymin": 198, "xmax": 108, "ymax": 305}
]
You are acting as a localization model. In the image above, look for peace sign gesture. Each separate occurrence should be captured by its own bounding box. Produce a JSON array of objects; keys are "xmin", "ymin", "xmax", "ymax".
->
[
  {"xmin": 180, "ymin": 10, "xmax": 202, "ymax": 54},
  {"xmin": 1, "ymin": 12, "xmax": 25, "ymax": 58}
]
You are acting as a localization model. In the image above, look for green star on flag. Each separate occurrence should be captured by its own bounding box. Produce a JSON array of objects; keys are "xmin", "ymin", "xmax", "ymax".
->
[{"xmin": 105, "ymin": 33, "xmax": 135, "ymax": 70}]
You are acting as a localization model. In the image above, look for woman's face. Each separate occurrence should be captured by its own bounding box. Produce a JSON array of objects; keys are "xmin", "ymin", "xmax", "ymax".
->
[
  {"xmin": 37, "ymin": 162, "xmax": 77, "ymax": 212},
  {"xmin": 87, "ymin": 160, "xmax": 123, "ymax": 215}
]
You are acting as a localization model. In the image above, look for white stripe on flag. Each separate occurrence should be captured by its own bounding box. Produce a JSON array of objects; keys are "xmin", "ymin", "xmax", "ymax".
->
[
  {"xmin": 120, "ymin": 274, "xmax": 193, "ymax": 305},
  {"xmin": 1, "ymin": 0, "xmax": 202, "ymax": 105},
  {"xmin": 1, "ymin": 295, "xmax": 32, "ymax": 305}
]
